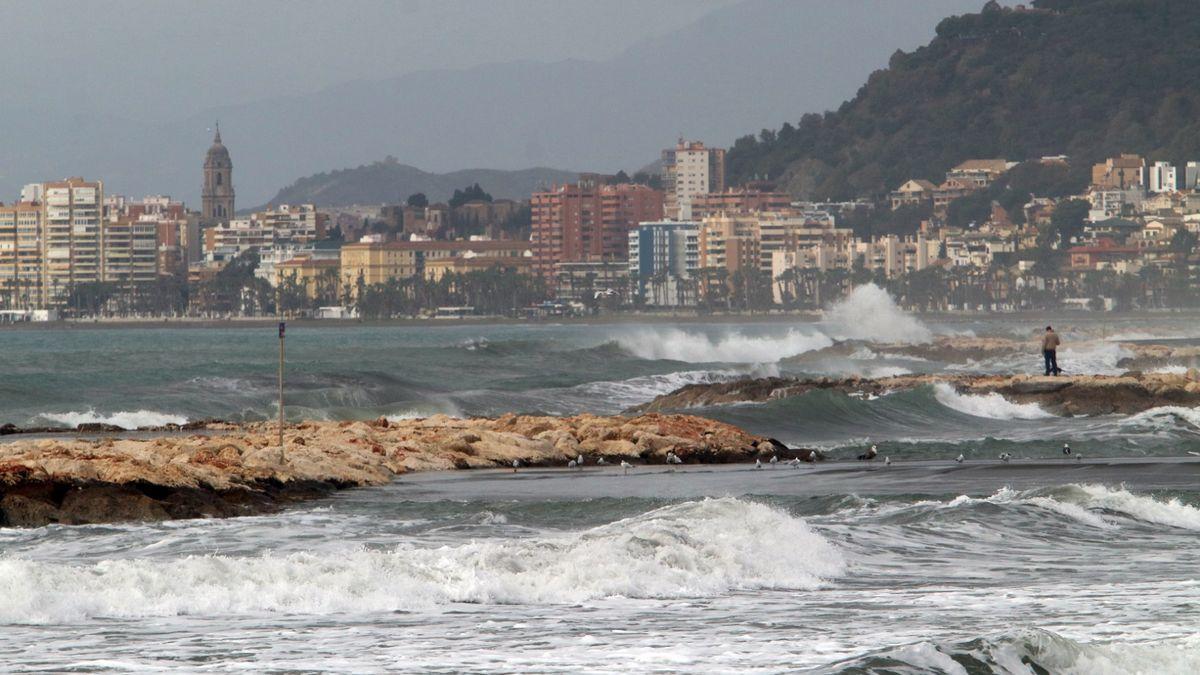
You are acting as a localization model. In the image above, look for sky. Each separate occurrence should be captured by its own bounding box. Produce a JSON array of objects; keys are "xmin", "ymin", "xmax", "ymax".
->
[
  {"xmin": 0, "ymin": 0, "xmax": 985, "ymax": 205},
  {"xmin": 0, "ymin": 0, "xmax": 736, "ymax": 123}
]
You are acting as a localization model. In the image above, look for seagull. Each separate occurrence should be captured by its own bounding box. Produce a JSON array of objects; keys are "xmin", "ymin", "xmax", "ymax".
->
[
  {"xmin": 1000, "ymin": 453, "xmax": 1011, "ymax": 463},
  {"xmin": 769, "ymin": 455, "xmax": 779, "ymax": 468},
  {"xmin": 666, "ymin": 451, "xmax": 683, "ymax": 465},
  {"xmin": 597, "ymin": 457, "xmax": 607, "ymax": 465},
  {"xmin": 858, "ymin": 445, "xmax": 878, "ymax": 461},
  {"xmin": 577, "ymin": 454, "xmax": 585, "ymax": 466},
  {"xmin": 1062, "ymin": 443, "xmax": 1072, "ymax": 456},
  {"xmin": 512, "ymin": 459, "xmax": 521, "ymax": 472},
  {"xmin": 884, "ymin": 456, "xmax": 892, "ymax": 466},
  {"xmin": 955, "ymin": 453, "xmax": 965, "ymax": 463},
  {"xmin": 788, "ymin": 458, "xmax": 801, "ymax": 468},
  {"xmin": 568, "ymin": 459, "xmax": 577, "ymax": 469},
  {"xmin": 620, "ymin": 460, "xmax": 633, "ymax": 475},
  {"xmin": 755, "ymin": 458, "xmax": 763, "ymax": 469}
]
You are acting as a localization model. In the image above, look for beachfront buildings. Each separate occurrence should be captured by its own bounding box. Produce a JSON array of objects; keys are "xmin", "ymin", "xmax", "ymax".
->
[
  {"xmin": 662, "ymin": 140, "xmax": 725, "ymax": 220},
  {"xmin": 628, "ymin": 220, "xmax": 699, "ymax": 306},
  {"xmin": 0, "ymin": 201, "xmax": 45, "ymax": 309},
  {"xmin": 339, "ymin": 238, "xmax": 531, "ymax": 298},
  {"xmin": 42, "ymin": 178, "xmax": 104, "ymax": 304},
  {"xmin": 530, "ymin": 176, "xmax": 662, "ymax": 280}
]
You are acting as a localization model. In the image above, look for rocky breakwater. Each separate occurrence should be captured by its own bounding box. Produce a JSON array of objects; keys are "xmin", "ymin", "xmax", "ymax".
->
[
  {"xmin": 635, "ymin": 371, "xmax": 1200, "ymax": 417},
  {"xmin": 0, "ymin": 413, "xmax": 761, "ymax": 527}
]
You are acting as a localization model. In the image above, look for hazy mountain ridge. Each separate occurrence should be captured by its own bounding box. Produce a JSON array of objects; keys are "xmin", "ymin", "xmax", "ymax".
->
[
  {"xmin": 727, "ymin": 0, "xmax": 1200, "ymax": 199},
  {"xmin": 0, "ymin": 0, "xmax": 979, "ymax": 206},
  {"xmin": 264, "ymin": 159, "xmax": 577, "ymax": 207}
]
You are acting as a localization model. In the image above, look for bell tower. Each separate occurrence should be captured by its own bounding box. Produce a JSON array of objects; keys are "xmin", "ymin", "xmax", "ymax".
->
[{"xmin": 202, "ymin": 123, "xmax": 235, "ymax": 221}]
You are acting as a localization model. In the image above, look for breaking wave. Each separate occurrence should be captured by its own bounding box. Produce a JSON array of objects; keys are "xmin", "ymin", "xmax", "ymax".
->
[
  {"xmin": 827, "ymin": 628, "xmax": 1200, "ymax": 675},
  {"xmin": 823, "ymin": 284, "xmax": 932, "ymax": 344},
  {"xmin": 0, "ymin": 498, "xmax": 843, "ymax": 624},
  {"xmin": 33, "ymin": 409, "xmax": 189, "ymax": 429},
  {"xmin": 612, "ymin": 327, "xmax": 832, "ymax": 363},
  {"xmin": 932, "ymin": 383, "xmax": 1053, "ymax": 420}
]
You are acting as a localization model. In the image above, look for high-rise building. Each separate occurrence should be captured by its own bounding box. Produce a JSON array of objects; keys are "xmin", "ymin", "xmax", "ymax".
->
[
  {"xmin": 627, "ymin": 220, "xmax": 699, "ymax": 305},
  {"xmin": 201, "ymin": 124, "xmax": 235, "ymax": 221},
  {"xmin": 1184, "ymin": 161, "xmax": 1200, "ymax": 191},
  {"xmin": 42, "ymin": 178, "xmax": 103, "ymax": 304},
  {"xmin": 0, "ymin": 201, "xmax": 44, "ymax": 309},
  {"xmin": 530, "ymin": 176, "xmax": 663, "ymax": 279},
  {"xmin": 662, "ymin": 139, "xmax": 726, "ymax": 220},
  {"xmin": 1148, "ymin": 161, "xmax": 1178, "ymax": 193}
]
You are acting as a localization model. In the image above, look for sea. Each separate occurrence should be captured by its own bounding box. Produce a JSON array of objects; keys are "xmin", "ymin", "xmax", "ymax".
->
[{"xmin": 3, "ymin": 285, "xmax": 1200, "ymax": 673}]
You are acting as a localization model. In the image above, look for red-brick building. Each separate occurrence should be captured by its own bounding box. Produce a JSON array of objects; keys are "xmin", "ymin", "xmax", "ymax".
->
[{"xmin": 531, "ymin": 176, "xmax": 662, "ymax": 278}]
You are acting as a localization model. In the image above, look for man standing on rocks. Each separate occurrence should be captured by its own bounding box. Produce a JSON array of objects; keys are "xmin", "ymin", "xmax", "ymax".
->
[{"xmin": 1042, "ymin": 326, "xmax": 1061, "ymax": 376}]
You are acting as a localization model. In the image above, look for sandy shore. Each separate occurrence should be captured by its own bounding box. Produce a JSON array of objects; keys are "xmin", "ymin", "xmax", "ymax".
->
[{"xmin": 0, "ymin": 413, "xmax": 764, "ymax": 527}]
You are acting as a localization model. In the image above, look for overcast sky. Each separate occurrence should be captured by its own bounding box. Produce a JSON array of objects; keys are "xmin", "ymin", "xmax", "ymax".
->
[{"xmin": 0, "ymin": 0, "xmax": 736, "ymax": 122}]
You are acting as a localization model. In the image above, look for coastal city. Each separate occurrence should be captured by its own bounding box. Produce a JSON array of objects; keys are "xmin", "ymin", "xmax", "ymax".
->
[{"xmin": 4, "ymin": 130, "xmax": 1200, "ymax": 321}]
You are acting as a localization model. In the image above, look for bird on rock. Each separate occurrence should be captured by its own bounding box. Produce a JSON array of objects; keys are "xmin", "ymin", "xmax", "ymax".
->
[{"xmin": 955, "ymin": 454, "xmax": 965, "ymax": 463}]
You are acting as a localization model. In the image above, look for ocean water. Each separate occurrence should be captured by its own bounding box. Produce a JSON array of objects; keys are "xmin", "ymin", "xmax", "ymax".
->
[{"xmin": 5, "ymin": 291, "xmax": 1200, "ymax": 672}]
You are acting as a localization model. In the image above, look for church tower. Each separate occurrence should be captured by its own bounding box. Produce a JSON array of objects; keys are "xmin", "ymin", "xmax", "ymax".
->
[{"xmin": 202, "ymin": 124, "xmax": 234, "ymax": 221}]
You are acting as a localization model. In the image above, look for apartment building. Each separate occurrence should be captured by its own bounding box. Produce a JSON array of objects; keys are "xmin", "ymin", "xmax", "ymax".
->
[
  {"xmin": 42, "ymin": 178, "xmax": 103, "ymax": 304},
  {"xmin": 662, "ymin": 140, "xmax": 726, "ymax": 219},
  {"xmin": 531, "ymin": 177, "xmax": 662, "ymax": 279},
  {"xmin": 688, "ymin": 188, "xmax": 790, "ymax": 219},
  {"xmin": 340, "ymin": 239, "xmax": 530, "ymax": 297},
  {"xmin": 627, "ymin": 220, "xmax": 699, "ymax": 305},
  {"xmin": 0, "ymin": 202, "xmax": 44, "ymax": 308}
]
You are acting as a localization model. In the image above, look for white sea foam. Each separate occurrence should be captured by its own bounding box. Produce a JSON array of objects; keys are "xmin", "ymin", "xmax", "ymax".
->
[
  {"xmin": 932, "ymin": 383, "xmax": 1053, "ymax": 420},
  {"xmin": 1150, "ymin": 365, "xmax": 1190, "ymax": 375},
  {"xmin": 1119, "ymin": 406, "xmax": 1200, "ymax": 432},
  {"xmin": 0, "ymin": 498, "xmax": 843, "ymax": 624},
  {"xmin": 822, "ymin": 284, "xmax": 933, "ymax": 344},
  {"xmin": 35, "ymin": 409, "xmax": 188, "ymax": 429},
  {"xmin": 572, "ymin": 369, "xmax": 742, "ymax": 406},
  {"xmin": 613, "ymin": 327, "xmax": 831, "ymax": 363},
  {"xmin": 1071, "ymin": 484, "xmax": 1200, "ymax": 531}
]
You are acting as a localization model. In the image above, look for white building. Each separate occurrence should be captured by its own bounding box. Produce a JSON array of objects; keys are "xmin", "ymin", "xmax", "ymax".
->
[
  {"xmin": 661, "ymin": 140, "xmax": 725, "ymax": 220},
  {"xmin": 1148, "ymin": 161, "xmax": 1179, "ymax": 193}
]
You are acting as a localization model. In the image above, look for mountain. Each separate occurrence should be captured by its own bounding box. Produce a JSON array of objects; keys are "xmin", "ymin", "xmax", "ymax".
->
[
  {"xmin": 0, "ymin": 0, "xmax": 979, "ymax": 207},
  {"xmin": 264, "ymin": 159, "xmax": 577, "ymax": 207},
  {"xmin": 726, "ymin": 0, "xmax": 1200, "ymax": 200}
]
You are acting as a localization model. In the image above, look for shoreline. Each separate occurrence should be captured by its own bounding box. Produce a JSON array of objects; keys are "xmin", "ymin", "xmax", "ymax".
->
[{"xmin": 6, "ymin": 308, "xmax": 1200, "ymax": 331}]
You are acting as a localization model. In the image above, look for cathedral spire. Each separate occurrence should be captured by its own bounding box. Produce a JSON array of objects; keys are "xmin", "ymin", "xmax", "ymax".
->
[{"xmin": 213, "ymin": 121, "xmax": 222, "ymax": 145}]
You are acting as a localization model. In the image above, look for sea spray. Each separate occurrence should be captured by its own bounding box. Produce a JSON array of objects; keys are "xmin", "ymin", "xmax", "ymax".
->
[
  {"xmin": 0, "ymin": 498, "xmax": 843, "ymax": 624},
  {"xmin": 613, "ymin": 327, "xmax": 831, "ymax": 363},
  {"xmin": 823, "ymin": 284, "xmax": 933, "ymax": 344}
]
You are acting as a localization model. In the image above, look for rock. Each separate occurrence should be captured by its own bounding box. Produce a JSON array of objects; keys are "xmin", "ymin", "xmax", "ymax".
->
[
  {"xmin": 0, "ymin": 493, "xmax": 61, "ymax": 527},
  {"xmin": 75, "ymin": 422, "xmax": 125, "ymax": 433},
  {"xmin": 58, "ymin": 485, "xmax": 170, "ymax": 524}
]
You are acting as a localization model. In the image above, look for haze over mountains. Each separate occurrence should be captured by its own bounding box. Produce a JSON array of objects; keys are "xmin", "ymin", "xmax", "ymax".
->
[{"xmin": 0, "ymin": 0, "xmax": 981, "ymax": 207}]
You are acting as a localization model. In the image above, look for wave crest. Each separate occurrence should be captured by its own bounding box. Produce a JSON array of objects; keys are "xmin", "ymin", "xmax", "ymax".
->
[
  {"xmin": 932, "ymin": 383, "xmax": 1053, "ymax": 420},
  {"xmin": 0, "ymin": 497, "xmax": 843, "ymax": 624},
  {"xmin": 612, "ymin": 328, "xmax": 831, "ymax": 363},
  {"xmin": 823, "ymin": 284, "xmax": 932, "ymax": 344},
  {"xmin": 34, "ymin": 409, "xmax": 188, "ymax": 429}
]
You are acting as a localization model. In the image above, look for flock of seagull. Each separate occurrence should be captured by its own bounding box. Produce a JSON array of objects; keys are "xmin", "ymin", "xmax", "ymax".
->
[{"xmin": 509, "ymin": 442, "xmax": 1083, "ymax": 474}]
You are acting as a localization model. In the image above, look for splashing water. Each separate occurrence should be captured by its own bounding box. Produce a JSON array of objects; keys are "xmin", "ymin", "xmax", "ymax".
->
[{"xmin": 823, "ymin": 284, "xmax": 933, "ymax": 344}]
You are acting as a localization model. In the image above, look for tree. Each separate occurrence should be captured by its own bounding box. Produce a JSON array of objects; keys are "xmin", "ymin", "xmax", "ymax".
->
[
  {"xmin": 448, "ymin": 183, "xmax": 492, "ymax": 208},
  {"xmin": 406, "ymin": 192, "xmax": 428, "ymax": 208},
  {"xmin": 1050, "ymin": 199, "xmax": 1090, "ymax": 247}
]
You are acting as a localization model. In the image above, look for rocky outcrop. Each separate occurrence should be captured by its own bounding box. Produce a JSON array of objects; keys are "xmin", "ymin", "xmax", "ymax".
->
[
  {"xmin": 0, "ymin": 413, "xmax": 762, "ymax": 527},
  {"xmin": 635, "ymin": 372, "xmax": 1200, "ymax": 417}
]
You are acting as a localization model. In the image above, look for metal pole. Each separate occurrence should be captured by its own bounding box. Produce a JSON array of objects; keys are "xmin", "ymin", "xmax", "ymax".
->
[{"xmin": 278, "ymin": 320, "xmax": 285, "ymax": 449}]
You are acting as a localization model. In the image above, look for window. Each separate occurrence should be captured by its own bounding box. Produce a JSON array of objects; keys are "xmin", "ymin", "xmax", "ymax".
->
[{"xmin": 216, "ymin": 173, "xmax": 223, "ymax": 186}]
